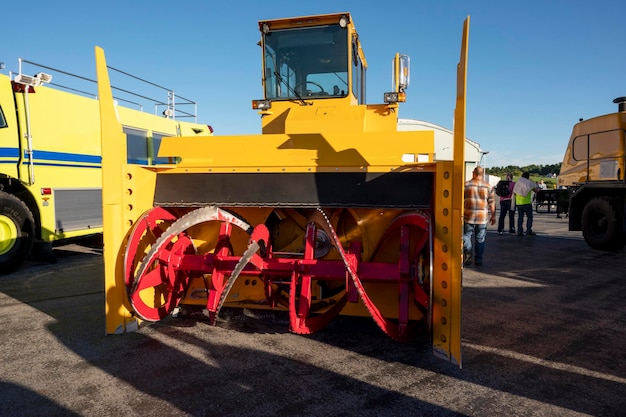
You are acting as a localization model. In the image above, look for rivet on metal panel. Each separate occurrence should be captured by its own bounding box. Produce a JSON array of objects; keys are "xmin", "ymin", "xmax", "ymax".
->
[
  {"xmin": 441, "ymin": 280, "xmax": 448, "ymax": 288},
  {"xmin": 442, "ymin": 226, "xmax": 448, "ymax": 234},
  {"xmin": 444, "ymin": 171, "xmax": 450, "ymax": 179},
  {"xmin": 126, "ymin": 189, "xmax": 132, "ymax": 196},
  {"xmin": 441, "ymin": 317, "xmax": 447, "ymax": 325},
  {"xmin": 441, "ymin": 263, "xmax": 448, "ymax": 272},
  {"xmin": 440, "ymin": 335, "xmax": 447, "ymax": 343},
  {"xmin": 126, "ymin": 173, "xmax": 132, "ymax": 180},
  {"xmin": 442, "ymin": 244, "xmax": 448, "ymax": 252},
  {"xmin": 443, "ymin": 208, "xmax": 449, "ymax": 216},
  {"xmin": 441, "ymin": 298, "xmax": 447, "ymax": 307},
  {"xmin": 127, "ymin": 204, "xmax": 133, "ymax": 211},
  {"xmin": 443, "ymin": 190, "xmax": 449, "ymax": 198}
]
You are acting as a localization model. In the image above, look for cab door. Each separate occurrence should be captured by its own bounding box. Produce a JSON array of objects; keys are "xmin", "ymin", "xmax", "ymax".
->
[{"xmin": 0, "ymin": 77, "xmax": 23, "ymax": 180}]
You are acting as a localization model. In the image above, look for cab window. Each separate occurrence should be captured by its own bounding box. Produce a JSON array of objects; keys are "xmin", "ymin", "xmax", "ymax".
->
[
  {"xmin": 351, "ymin": 41, "xmax": 365, "ymax": 104},
  {"xmin": 263, "ymin": 24, "xmax": 349, "ymax": 100},
  {"xmin": 124, "ymin": 126, "xmax": 149, "ymax": 165}
]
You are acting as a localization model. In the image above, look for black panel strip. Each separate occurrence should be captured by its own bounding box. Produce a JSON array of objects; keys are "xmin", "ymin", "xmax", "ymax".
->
[{"xmin": 154, "ymin": 172, "xmax": 433, "ymax": 208}]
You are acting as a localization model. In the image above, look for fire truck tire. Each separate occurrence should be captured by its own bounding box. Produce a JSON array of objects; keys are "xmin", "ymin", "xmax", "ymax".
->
[
  {"xmin": 581, "ymin": 197, "xmax": 624, "ymax": 251},
  {"xmin": 0, "ymin": 191, "xmax": 36, "ymax": 274}
]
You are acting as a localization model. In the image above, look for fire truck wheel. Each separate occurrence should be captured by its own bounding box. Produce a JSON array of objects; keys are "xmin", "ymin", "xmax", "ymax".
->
[
  {"xmin": 581, "ymin": 197, "xmax": 624, "ymax": 251},
  {"xmin": 0, "ymin": 191, "xmax": 36, "ymax": 274}
]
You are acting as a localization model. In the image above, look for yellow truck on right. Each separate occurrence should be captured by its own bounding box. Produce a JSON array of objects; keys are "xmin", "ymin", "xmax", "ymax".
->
[{"xmin": 558, "ymin": 97, "xmax": 626, "ymax": 250}]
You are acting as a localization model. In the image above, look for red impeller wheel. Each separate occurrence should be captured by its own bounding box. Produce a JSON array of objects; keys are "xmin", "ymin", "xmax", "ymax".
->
[
  {"xmin": 289, "ymin": 211, "xmax": 348, "ymax": 335},
  {"xmin": 129, "ymin": 232, "xmax": 196, "ymax": 321},
  {"xmin": 309, "ymin": 209, "xmax": 430, "ymax": 342},
  {"xmin": 124, "ymin": 207, "xmax": 178, "ymax": 290},
  {"xmin": 128, "ymin": 206, "xmax": 252, "ymax": 322},
  {"xmin": 368, "ymin": 210, "xmax": 431, "ymax": 340}
]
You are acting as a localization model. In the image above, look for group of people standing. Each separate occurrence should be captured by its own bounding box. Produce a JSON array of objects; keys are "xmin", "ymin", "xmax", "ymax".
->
[
  {"xmin": 462, "ymin": 167, "xmax": 540, "ymax": 267},
  {"xmin": 497, "ymin": 171, "xmax": 539, "ymax": 237}
]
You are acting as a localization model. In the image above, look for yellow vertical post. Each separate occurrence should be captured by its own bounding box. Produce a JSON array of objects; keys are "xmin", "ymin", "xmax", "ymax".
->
[
  {"xmin": 431, "ymin": 17, "xmax": 469, "ymax": 366},
  {"xmin": 95, "ymin": 46, "xmax": 137, "ymax": 334},
  {"xmin": 432, "ymin": 160, "xmax": 456, "ymax": 364}
]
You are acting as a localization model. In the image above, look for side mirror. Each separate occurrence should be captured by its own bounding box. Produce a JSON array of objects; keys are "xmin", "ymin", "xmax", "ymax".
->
[
  {"xmin": 393, "ymin": 54, "xmax": 410, "ymax": 92},
  {"xmin": 384, "ymin": 54, "xmax": 410, "ymax": 104}
]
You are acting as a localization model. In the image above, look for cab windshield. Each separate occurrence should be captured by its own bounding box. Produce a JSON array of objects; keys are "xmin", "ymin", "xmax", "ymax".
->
[{"xmin": 263, "ymin": 24, "xmax": 349, "ymax": 100}]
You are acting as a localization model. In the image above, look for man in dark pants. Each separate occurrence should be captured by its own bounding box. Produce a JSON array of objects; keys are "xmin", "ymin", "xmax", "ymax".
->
[
  {"xmin": 513, "ymin": 172, "xmax": 539, "ymax": 236},
  {"xmin": 497, "ymin": 172, "xmax": 516, "ymax": 234}
]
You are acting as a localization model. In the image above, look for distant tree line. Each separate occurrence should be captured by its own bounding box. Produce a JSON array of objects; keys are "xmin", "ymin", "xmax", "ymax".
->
[{"xmin": 487, "ymin": 163, "xmax": 562, "ymax": 178}]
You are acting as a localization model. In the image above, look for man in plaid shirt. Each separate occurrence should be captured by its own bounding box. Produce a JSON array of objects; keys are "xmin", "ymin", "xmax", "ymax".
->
[{"xmin": 463, "ymin": 166, "xmax": 496, "ymax": 266}]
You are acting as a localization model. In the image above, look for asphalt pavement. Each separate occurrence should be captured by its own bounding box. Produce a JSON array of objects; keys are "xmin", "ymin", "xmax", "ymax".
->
[{"xmin": 1, "ymin": 211, "xmax": 625, "ymax": 417}]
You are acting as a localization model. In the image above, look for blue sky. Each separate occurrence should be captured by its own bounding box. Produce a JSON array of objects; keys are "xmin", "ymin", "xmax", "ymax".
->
[{"xmin": 2, "ymin": 1, "xmax": 624, "ymax": 168}]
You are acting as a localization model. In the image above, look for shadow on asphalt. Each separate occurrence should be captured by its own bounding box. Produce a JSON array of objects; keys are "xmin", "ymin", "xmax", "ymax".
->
[
  {"xmin": 1, "ymin": 219, "xmax": 625, "ymax": 416},
  {"xmin": 0, "ymin": 238, "xmax": 464, "ymax": 416}
]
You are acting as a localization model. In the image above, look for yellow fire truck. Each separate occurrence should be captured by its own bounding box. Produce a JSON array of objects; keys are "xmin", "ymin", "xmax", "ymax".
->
[
  {"xmin": 0, "ymin": 60, "xmax": 212, "ymax": 273},
  {"xmin": 98, "ymin": 13, "xmax": 469, "ymax": 365}
]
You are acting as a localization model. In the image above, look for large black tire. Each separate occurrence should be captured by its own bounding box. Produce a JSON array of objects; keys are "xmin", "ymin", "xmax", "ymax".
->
[
  {"xmin": 0, "ymin": 191, "xmax": 36, "ymax": 274},
  {"xmin": 581, "ymin": 197, "xmax": 624, "ymax": 251}
]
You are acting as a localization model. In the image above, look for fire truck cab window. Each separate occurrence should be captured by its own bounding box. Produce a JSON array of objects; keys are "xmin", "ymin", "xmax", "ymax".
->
[
  {"xmin": 0, "ymin": 106, "xmax": 7, "ymax": 128},
  {"xmin": 263, "ymin": 24, "xmax": 348, "ymax": 100}
]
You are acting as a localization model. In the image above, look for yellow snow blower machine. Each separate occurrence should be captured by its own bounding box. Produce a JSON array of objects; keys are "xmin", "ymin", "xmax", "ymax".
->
[{"xmin": 97, "ymin": 13, "xmax": 470, "ymax": 366}]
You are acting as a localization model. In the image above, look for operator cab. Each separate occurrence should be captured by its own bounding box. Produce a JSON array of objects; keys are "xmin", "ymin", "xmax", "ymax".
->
[
  {"xmin": 257, "ymin": 14, "xmax": 365, "ymax": 107},
  {"xmin": 252, "ymin": 13, "xmax": 411, "ymax": 134},
  {"xmin": 263, "ymin": 21, "xmax": 350, "ymax": 100}
]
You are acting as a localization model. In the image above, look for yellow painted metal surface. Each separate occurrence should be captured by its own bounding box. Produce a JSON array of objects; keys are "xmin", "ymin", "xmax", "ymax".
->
[
  {"xmin": 431, "ymin": 16, "xmax": 469, "ymax": 366},
  {"xmin": 97, "ymin": 47, "xmax": 160, "ymax": 334},
  {"xmin": 157, "ymin": 131, "xmax": 434, "ymax": 171},
  {"xmin": 97, "ymin": 46, "xmax": 130, "ymax": 334},
  {"xmin": 259, "ymin": 102, "xmax": 400, "ymax": 135}
]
